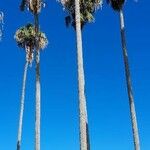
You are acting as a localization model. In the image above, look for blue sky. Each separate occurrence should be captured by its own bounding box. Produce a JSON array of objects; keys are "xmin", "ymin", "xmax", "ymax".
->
[{"xmin": 0, "ymin": 0, "xmax": 150, "ymax": 150}]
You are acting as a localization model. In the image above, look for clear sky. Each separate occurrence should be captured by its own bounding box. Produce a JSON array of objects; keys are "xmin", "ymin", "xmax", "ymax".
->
[{"xmin": 0, "ymin": 0, "xmax": 150, "ymax": 150}]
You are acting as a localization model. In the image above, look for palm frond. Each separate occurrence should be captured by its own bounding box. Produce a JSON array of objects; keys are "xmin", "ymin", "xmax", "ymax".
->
[
  {"xmin": 65, "ymin": 16, "xmax": 71, "ymax": 27},
  {"xmin": 59, "ymin": 0, "xmax": 103, "ymax": 29},
  {"xmin": 20, "ymin": 0, "xmax": 44, "ymax": 14},
  {"xmin": 20, "ymin": 0, "xmax": 27, "ymax": 11},
  {"xmin": 107, "ymin": 0, "xmax": 125, "ymax": 11},
  {"xmin": 14, "ymin": 23, "xmax": 48, "ymax": 50},
  {"xmin": 29, "ymin": 0, "xmax": 42, "ymax": 14}
]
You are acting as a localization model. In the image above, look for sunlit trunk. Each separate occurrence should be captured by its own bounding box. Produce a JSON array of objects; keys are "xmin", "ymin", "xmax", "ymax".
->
[
  {"xmin": 34, "ymin": 13, "xmax": 41, "ymax": 150},
  {"xmin": 75, "ymin": 0, "xmax": 90, "ymax": 150},
  {"xmin": 119, "ymin": 9, "xmax": 140, "ymax": 150},
  {"xmin": 17, "ymin": 60, "xmax": 28, "ymax": 150},
  {"xmin": 0, "ymin": 11, "xmax": 4, "ymax": 41}
]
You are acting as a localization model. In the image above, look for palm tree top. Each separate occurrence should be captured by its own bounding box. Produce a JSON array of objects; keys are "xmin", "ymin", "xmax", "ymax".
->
[
  {"xmin": 14, "ymin": 23, "xmax": 48, "ymax": 50},
  {"xmin": 20, "ymin": 0, "xmax": 44, "ymax": 14},
  {"xmin": 60, "ymin": 0, "xmax": 103, "ymax": 28},
  {"xmin": 107, "ymin": 0, "xmax": 125, "ymax": 11}
]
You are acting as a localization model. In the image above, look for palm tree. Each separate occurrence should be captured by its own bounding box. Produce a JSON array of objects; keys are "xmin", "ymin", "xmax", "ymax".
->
[
  {"xmin": 107, "ymin": 0, "xmax": 140, "ymax": 149},
  {"xmin": 15, "ymin": 23, "xmax": 48, "ymax": 150},
  {"xmin": 31, "ymin": 2, "xmax": 42, "ymax": 150},
  {"xmin": 60, "ymin": 0, "xmax": 102, "ymax": 149},
  {"xmin": 20, "ymin": 1, "xmax": 44, "ymax": 149},
  {"xmin": 29, "ymin": 2, "xmax": 42, "ymax": 149},
  {"xmin": 0, "ymin": 11, "xmax": 4, "ymax": 41}
]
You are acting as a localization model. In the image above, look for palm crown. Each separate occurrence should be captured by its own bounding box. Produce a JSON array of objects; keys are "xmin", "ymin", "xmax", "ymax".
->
[
  {"xmin": 14, "ymin": 23, "xmax": 48, "ymax": 50},
  {"xmin": 20, "ymin": 0, "xmax": 43, "ymax": 14},
  {"xmin": 60, "ymin": 0, "xmax": 103, "ymax": 28},
  {"xmin": 107, "ymin": 0, "xmax": 125, "ymax": 11},
  {"xmin": 14, "ymin": 23, "xmax": 48, "ymax": 63}
]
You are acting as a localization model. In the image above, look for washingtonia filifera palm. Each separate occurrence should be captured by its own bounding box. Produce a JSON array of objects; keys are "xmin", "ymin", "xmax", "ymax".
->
[
  {"xmin": 20, "ymin": 1, "xmax": 44, "ymax": 149},
  {"xmin": 29, "ymin": 1, "xmax": 42, "ymax": 149},
  {"xmin": 60, "ymin": 0, "xmax": 102, "ymax": 150},
  {"xmin": 107, "ymin": 0, "xmax": 140, "ymax": 149},
  {"xmin": 15, "ymin": 23, "xmax": 48, "ymax": 150}
]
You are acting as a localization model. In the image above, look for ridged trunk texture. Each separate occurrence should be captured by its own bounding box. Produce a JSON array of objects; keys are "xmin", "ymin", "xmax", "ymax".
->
[
  {"xmin": 119, "ymin": 9, "xmax": 140, "ymax": 150},
  {"xmin": 74, "ymin": 0, "xmax": 90, "ymax": 150},
  {"xmin": 34, "ymin": 14, "xmax": 41, "ymax": 150},
  {"xmin": 17, "ymin": 61, "xmax": 29, "ymax": 150}
]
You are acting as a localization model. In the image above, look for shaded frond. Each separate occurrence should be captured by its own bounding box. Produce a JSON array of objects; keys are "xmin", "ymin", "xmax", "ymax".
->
[
  {"xmin": 20, "ymin": 0, "xmax": 27, "ymax": 11},
  {"xmin": 65, "ymin": 16, "xmax": 71, "ymax": 27},
  {"xmin": 107, "ymin": 0, "xmax": 125, "ymax": 11}
]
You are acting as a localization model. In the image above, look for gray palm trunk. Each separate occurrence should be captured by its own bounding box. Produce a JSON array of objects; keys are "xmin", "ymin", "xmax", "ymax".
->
[
  {"xmin": 17, "ymin": 60, "xmax": 29, "ymax": 150},
  {"xmin": 75, "ymin": 0, "xmax": 90, "ymax": 150},
  {"xmin": 119, "ymin": 9, "xmax": 140, "ymax": 150},
  {"xmin": 34, "ymin": 14, "xmax": 41, "ymax": 150},
  {"xmin": 0, "ymin": 11, "xmax": 4, "ymax": 41}
]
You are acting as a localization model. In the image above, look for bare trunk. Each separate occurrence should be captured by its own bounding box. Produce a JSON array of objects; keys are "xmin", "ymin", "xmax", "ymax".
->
[
  {"xmin": 75, "ymin": 0, "xmax": 90, "ymax": 150},
  {"xmin": 17, "ymin": 61, "xmax": 29, "ymax": 150},
  {"xmin": 0, "ymin": 11, "xmax": 4, "ymax": 41},
  {"xmin": 34, "ymin": 14, "xmax": 41, "ymax": 150},
  {"xmin": 119, "ymin": 9, "xmax": 140, "ymax": 150}
]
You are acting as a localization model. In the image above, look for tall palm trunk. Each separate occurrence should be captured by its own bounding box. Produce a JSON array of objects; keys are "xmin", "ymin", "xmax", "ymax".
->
[
  {"xmin": 34, "ymin": 13, "xmax": 41, "ymax": 150},
  {"xmin": 119, "ymin": 9, "xmax": 140, "ymax": 150},
  {"xmin": 75, "ymin": 0, "xmax": 90, "ymax": 150},
  {"xmin": 0, "ymin": 11, "xmax": 4, "ymax": 41},
  {"xmin": 17, "ymin": 61, "xmax": 29, "ymax": 150}
]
